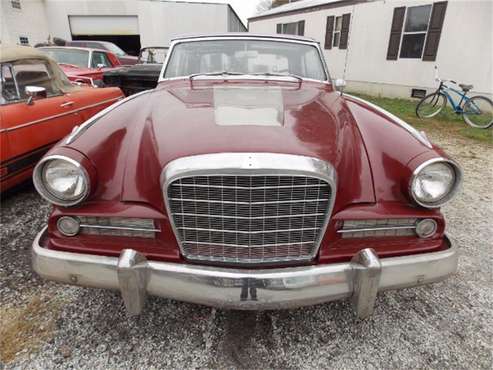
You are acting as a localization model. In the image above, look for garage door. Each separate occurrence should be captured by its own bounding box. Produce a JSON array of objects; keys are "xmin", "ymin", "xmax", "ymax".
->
[{"xmin": 69, "ymin": 15, "xmax": 139, "ymax": 36}]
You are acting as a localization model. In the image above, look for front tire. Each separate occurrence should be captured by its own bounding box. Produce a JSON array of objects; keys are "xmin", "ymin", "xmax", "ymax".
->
[
  {"xmin": 463, "ymin": 96, "xmax": 493, "ymax": 129},
  {"xmin": 416, "ymin": 93, "xmax": 447, "ymax": 119}
]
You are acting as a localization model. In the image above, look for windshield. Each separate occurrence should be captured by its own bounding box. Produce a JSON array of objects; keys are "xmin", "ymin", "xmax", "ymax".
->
[
  {"xmin": 164, "ymin": 39, "xmax": 327, "ymax": 81},
  {"xmin": 103, "ymin": 42, "xmax": 126, "ymax": 56},
  {"xmin": 139, "ymin": 48, "xmax": 168, "ymax": 64},
  {"xmin": 41, "ymin": 48, "xmax": 89, "ymax": 68}
]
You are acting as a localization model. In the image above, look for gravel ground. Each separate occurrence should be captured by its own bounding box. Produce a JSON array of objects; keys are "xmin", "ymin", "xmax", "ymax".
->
[{"xmin": 1, "ymin": 130, "xmax": 492, "ymax": 369}]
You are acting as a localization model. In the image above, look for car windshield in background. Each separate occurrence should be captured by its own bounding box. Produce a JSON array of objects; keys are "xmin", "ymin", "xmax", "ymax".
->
[
  {"xmin": 103, "ymin": 42, "xmax": 126, "ymax": 57},
  {"xmin": 41, "ymin": 48, "xmax": 89, "ymax": 68},
  {"xmin": 139, "ymin": 48, "xmax": 168, "ymax": 64},
  {"xmin": 164, "ymin": 39, "xmax": 327, "ymax": 81}
]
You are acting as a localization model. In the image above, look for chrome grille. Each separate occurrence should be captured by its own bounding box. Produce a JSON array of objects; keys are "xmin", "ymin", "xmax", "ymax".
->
[{"xmin": 167, "ymin": 175, "xmax": 332, "ymax": 265}]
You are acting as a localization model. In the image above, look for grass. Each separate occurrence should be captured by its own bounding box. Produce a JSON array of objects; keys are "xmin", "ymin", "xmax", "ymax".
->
[
  {"xmin": 0, "ymin": 296, "xmax": 61, "ymax": 363},
  {"xmin": 348, "ymin": 92, "xmax": 492, "ymax": 144}
]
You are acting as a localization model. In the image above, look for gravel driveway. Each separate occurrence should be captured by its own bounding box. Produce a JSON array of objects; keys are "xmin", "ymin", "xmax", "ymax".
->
[{"xmin": 1, "ymin": 130, "xmax": 492, "ymax": 369}]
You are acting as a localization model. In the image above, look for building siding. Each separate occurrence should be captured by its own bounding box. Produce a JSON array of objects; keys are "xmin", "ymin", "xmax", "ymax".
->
[{"xmin": 250, "ymin": 0, "xmax": 493, "ymax": 99}]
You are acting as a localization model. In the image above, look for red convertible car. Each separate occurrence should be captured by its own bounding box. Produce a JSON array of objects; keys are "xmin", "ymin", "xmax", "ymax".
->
[
  {"xmin": 39, "ymin": 46, "xmax": 122, "ymax": 86},
  {"xmin": 31, "ymin": 34, "xmax": 461, "ymax": 318},
  {"xmin": 0, "ymin": 45, "xmax": 123, "ymax": 192}
]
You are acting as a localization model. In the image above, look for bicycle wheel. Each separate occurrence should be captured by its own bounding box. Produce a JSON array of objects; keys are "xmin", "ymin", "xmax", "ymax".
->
[
  {"xmin": 463, "ymin": 96, "xmax": 493, "ymax": 129},
  {"xmin": 416, "ymin": 93, "xmax": 447, "ymax": 119}
]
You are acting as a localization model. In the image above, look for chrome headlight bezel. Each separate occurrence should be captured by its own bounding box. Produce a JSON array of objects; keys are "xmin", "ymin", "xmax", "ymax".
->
[
  {"xmin": 409, "ymin": 158, "xmax": 462, "ymax": 209},
  {"xmin": 33, "ymin": 155, "xmax": 90, "ymax": 207}
]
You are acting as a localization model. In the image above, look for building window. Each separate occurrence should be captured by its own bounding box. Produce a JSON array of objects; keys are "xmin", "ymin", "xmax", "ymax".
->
[
  {"xmin": 333, "ymin": 16, "xmax": 342, "ymax": 47},
  {"xmin": 19, "ymin": 36, "xmax": 29, "ymax": 45},
  {"xmin": 399, "ymin": 5, "xmax": 432, "ymax": 58},
  {"xmin": 276, "ymin": 20, "xmax": 305, "ymax": 36},
  {"xmin": 11, "ymin": 0, "xmax": 21, "ymax": 9}
]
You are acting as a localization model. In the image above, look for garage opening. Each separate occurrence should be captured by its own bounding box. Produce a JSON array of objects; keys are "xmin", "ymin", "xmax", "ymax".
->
[
  {"xmin": 71, "ymin": 35, "xmax": 141, "ymax": 56},
  {"xmin": 69, "ymin": 15, "xmax": 141, "ymax": 56}
]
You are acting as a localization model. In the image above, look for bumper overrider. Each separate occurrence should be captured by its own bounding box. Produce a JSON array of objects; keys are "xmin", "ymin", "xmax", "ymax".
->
[{"xmin": 32, "ymin": 227, "xmax": 458, "ymax": 318}]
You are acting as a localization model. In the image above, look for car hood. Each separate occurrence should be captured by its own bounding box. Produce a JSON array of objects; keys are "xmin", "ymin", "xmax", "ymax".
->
[{"xmin": 68, "ymin": 79, "xmax": 376, "ymax": 211}]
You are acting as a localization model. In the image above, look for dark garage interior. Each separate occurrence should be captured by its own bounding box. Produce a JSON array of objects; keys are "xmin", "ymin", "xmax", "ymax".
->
[{"xmin": 71, "ymin": 35, "xmax": 141, "ymax": 56}]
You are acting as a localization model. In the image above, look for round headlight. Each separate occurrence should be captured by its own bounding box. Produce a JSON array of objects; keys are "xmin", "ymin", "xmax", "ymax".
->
[
  {"xmin": 410, "ymin": 158, "xmax": 461, "ymax": 208},
  {"xmin": 34, "ymin": 156, "xmax": 90, "ymax": 206}
]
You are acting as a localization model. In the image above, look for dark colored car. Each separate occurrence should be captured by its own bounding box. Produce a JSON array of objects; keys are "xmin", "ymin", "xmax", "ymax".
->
[
  {"xmin": 31, "ymin": 34, "xmax": 461, "ymax": 319},
  {"xmin": 103, "ymin": 47, "xmax": 168, "ymax": 96},
  {"xmin": 66, "ymin": 40, "xmax": 138, "ymax": 65}
]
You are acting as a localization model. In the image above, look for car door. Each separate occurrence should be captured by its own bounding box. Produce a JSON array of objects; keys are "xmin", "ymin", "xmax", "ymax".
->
[{"xmin": 0, "ymin": 59, "xmax": 83, "ymax": 188}]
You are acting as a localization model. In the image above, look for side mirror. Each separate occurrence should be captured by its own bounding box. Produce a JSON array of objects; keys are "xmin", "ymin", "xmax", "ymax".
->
[
  {"xmin": 334, "ymin": 78, "xmax": 347, "ymax": 93},
  {"xmin": 25, "ymin": 86, "xmax": 47, "ymax": 105}
]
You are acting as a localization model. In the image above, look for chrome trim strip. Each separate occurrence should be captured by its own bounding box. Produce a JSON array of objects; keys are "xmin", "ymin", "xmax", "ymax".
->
[
  {"xmin": 0, "ymin": 97, "xmax": 121, "ymax": 134},
  {"xmin": 160, "ymin": 153, "xmax": 337, "ymax": 263},
  {"xmin": 172, "ymin": 183, "xmax": 326, "ymax": 190},
  {"xmin": 80, "ymin": 224, "xmax": 161, "ymax": 233},
  {"xmin": 33, "ymin": 155, "xmax": 90, "ymax": 207},
  {"xmin": 174, "ymin": 212, "xmax": 326, "ymax": 220},
  {"xmin": 345, "ymin": 94, "xmax": 433, "ymax": 149},
  {"xmin": 32, "ymin": 226, "xmax": 458, "ymax": 317},
  {"xmin": 168, "ymin": 197, "xmax": 329, "ymax": 205},
  {"xmin": 181, "ymin": 240, "xmax": 313, "ymax": 248},
  {"xmin": 65, "ymin": 90, "xmax": 152, "ymax": 145},
  {"xmin": 338, "ymin": 225, "xmax": 417, "ymax": 234},
  {"xmin": 409, "ymin": 157, "xmax": 463, "ymax": 209},
  {"xmin": 177, "ymin": 226, "xmax": 319, "ymax": 234},
  {"xmin": 158, "ymin": 36, "xmax": 331, "ymax": 83}
]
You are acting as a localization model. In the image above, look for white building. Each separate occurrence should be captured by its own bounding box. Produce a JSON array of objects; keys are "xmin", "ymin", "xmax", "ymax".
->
[
  {"xmin": 249, "ymin": 0, "xmax": 493, "ymax": 100},
  {"xmin": 1, "ymin": 0, "xmax": 246, "ymax": 54}
]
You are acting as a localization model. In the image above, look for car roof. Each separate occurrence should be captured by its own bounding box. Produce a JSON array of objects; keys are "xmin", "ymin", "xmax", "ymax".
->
[
  {"xmin": 170, "ymin": 33, "xmax": 319, "ymax": 44},
  {"xmin": 38, "ymin": 46, "xmax": 108, "ymax": 53},
  {"xmin": 0, "ymin": 44, "xmax": 53, "ymax": 63}
]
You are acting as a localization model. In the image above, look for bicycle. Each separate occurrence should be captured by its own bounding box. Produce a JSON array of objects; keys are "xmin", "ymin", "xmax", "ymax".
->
[{"xmin": 416, "ymin": 66, "xmax": 493, "ymax": 129}]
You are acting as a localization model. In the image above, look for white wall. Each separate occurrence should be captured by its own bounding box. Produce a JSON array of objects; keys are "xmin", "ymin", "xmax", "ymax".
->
[
  {"xmin": 2, "ymin": 0, "xmax": 244, "ymax": 49},
  {"xmin": 1, "ymin": 0, "xmax": 50, "ymax": 46},
  {"xmin": 137, "ymin": 1, "xmax": 231, "ymax": 47},
  {"xmin": 249, "ymin": 0, "xmax": 493, "ymax": 99}
]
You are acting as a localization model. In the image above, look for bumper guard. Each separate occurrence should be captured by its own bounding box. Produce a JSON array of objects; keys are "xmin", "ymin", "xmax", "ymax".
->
[{"xmin": 32, "ymin": 227, "xmax": 458, "ymax": 318}]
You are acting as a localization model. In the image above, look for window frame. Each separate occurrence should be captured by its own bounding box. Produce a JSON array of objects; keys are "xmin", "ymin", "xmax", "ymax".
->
[
  {"xmin": 399, "ymin": 4, "xmax": 433, "ymax": 59},
  {"xmin": 11, "ymin": 0, "xmax": 21, "ymax": 9},
  {"xmin": 19, "ymin": 36, "xmax": 29, "ymax": 45},
  {"xmin": 276, "ymin": 21, "xmax": 305, "ymax": 36},
  {"xmin": 90, "ymin": 51, "xmax": 112, "ymax": 68},
  {"xmin": 0, "ymin": 60, "xmax": 63, "ymax": 105},
  {"xmin": 333, "ymin": 16, "xmax": 342, "ymax": 48},
  {"xmin": 159, "ymin": 36, "xmax": 331, "ymax": 83}
]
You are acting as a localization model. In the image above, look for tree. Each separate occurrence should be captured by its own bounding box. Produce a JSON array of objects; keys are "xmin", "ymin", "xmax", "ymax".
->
[{"xmin": 256, "ymin": 0, "xmax": 273, "ymax": 14}]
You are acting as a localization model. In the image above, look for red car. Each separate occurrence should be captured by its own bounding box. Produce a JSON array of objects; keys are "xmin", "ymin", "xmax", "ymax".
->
[
  {"xmin": 39, "ymin": 46, "xmax": 122, "ymax": 86},
  {"xmin": 31, "ymin": 34, "xmax": 461, "ymax": 318},
  {"xmin": 0, "ymin": 45, "xmax": 123, "ymax": 192},
  {"xmin": 65, "ymin": 40, "xmax": 138, "ymax": 66}
]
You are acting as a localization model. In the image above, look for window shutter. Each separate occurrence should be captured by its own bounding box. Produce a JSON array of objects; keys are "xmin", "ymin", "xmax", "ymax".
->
[
  {"xmin": 324, "ymin": 16, "xmax": 335, "ymax": 49},
  {"xmin": 386, "ymin": 7, "xmax": 406, "ymax": 60},
  {"xmin": 422, "ymin": 1, "xmax": 448, "ymax": 61},
  {"xmin": 339, "ymin": 13, "xmax": 351, "ymax": 49},
  {"xmin": 298, "ymin": 20, "xmax": 305, "ymax": 36}
]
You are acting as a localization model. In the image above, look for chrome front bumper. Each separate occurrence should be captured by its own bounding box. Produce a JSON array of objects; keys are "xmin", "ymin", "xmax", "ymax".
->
[{"xmin": 32, "ymin": 227, "xmax": 458, "ymax": 318}]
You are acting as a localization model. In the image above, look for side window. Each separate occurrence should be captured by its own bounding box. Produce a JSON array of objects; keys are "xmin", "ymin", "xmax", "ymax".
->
[
  {"xmin": 303, "ymin": 49, "xmax": 326, "ymax": 81},
  {"xmin": 333, "ymin": 16, "xmax": 342, "ymax": 47},
  {"xmin": 10, "ymin": 60, "xmax": 61, "ymax": 101},
  {"xmin": 387, "ymin": 2, "xmax": 447, "ymax": 61},
  {"xmin": 1, "ymin": 64, "xmax": 20, "ymax": 103},
  {"xmin": 400, "ymin": 5, "xmax": 432, "ymax": 58},
  {"xmin": 91, "ymin": 52, "xmax": 111, "ymax": 68}
]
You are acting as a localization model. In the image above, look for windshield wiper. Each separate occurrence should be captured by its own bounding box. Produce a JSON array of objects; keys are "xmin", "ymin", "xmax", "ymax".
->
[
  {"xmin": 189, "ymin": 71, "xmax": 244, "ymax": 80},
  {"xmin": 248, "ymin": 72, "xmax": 304, "ymax": 82}
]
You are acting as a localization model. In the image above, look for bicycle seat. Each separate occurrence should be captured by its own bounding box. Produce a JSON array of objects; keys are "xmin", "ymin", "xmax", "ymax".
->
[{"xmin": 459, "ymin": 83, "xmax": 473, "ymax": 91}]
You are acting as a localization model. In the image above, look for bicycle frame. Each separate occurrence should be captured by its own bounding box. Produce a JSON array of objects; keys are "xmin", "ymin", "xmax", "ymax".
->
[{"xmin": 437, "ymin": 82, "xmax": 472, "ymax": 113}]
